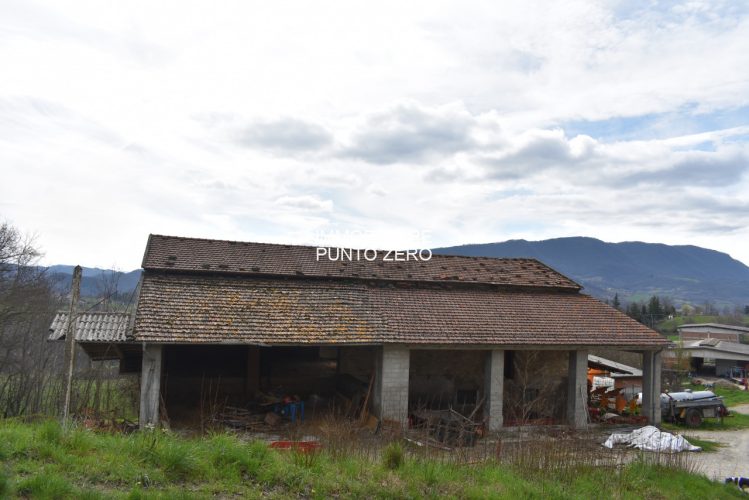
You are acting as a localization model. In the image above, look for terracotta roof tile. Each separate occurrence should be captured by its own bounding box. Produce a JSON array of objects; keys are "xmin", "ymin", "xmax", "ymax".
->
[
  {"xmin": 142, "ymin": 234, "xmax": 581, "ymax": 290},
  {"xmin": 134, "ymin": 273, "xmax": 668, "ymax": 347}
]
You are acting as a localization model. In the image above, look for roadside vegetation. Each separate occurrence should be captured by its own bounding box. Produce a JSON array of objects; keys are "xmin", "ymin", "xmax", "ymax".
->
[
  {"xmin": 0, "ymin": 419, "xmax": 745, "ymax": 499},
  {"xmin": 662, "ymin": 413, "xmax": 749, "ymax": 432},
  {"xmin": 713, "ymin": 387, "xmax": 749, "ymax": 408}
]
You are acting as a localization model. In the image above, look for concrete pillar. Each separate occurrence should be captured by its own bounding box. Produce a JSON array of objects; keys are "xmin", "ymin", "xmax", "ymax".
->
[
  {"xmin": 484, "ymin": 349, "xmax": 504, "ymax": 431},
  {"xmin": 374, "ymin": 345, "xmax": 410, "ymax": 427},
  {"xmin": 642, "ymin": 350, "xmax": 662, "ymax": 425},
  {"xmin": 139, "ymin": 344, "xmax": 162, "ymax": 428},
  {"xmin": 567, "ymin": 349, "xmax": 588, "ymax": 429}
]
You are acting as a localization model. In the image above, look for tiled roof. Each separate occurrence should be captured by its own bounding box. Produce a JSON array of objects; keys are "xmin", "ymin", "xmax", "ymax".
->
[
  {"xmin": 133, "ymin": 273, "xmax": 668, "ymax": 347},
  {"xmin": 49, "ymin": 312, "xmax": 131, "ymax": 342},
  {"xmin": 142, "ymin": 234, "xmax": 581, "ymax": 290}
]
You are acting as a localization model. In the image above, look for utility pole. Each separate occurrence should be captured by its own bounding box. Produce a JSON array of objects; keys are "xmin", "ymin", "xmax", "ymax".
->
[{"xmin": 62, "ymin": 265, "xmax": 82, "ymax": 426}]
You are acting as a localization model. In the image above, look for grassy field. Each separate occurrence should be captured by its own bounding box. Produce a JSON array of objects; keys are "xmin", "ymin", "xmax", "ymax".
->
[
  {"xmin": 662, "ymin": 412, "xmax": 749, "ymax": 432},
  {"xmin": 0, "ymin": 419, "xmax": 745, "ymax": 499}
]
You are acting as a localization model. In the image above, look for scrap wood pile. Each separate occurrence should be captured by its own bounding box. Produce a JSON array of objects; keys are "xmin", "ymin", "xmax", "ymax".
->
[
  {"xmin": 408, "ymin": 398, "xmax": 484, "ymax": 449},
  {"xmin": 211, "ymin": 391, "xmax": 302, "ymax": 431},
  {"xmin": 212, "ymin": 405, "xmax": 275, "ymax": 431},
  {"xmin": 78, "ymin": 408, "xmax": 138, "ymax": 434}
]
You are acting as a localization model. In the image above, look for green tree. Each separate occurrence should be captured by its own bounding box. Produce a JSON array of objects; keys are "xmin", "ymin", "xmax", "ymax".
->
[
  {"xmin": 612, "ymin": 293, "xmax": 621, "ymax": 310},
  {"xmin": 647, "ymin": 296, "xmax": 663, "ymax": 318}
]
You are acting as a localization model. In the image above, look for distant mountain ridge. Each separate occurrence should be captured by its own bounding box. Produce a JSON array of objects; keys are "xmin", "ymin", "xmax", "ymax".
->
[
  {"xmin": 434, "ymin": 237, "xmax": 749, "ymax": 306},
  {"xmin": 45, "ymin": 265, "xmax": 142, "ymax": 298},
  {"xmin": 46, "ymin": 237, "xmax": 749, "ymax": 306}
]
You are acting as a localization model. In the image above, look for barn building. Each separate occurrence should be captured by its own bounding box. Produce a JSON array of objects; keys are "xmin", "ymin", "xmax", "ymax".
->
[{"xmin": 50, "ymin": 234, "xmax": 669, "ymax": 429}]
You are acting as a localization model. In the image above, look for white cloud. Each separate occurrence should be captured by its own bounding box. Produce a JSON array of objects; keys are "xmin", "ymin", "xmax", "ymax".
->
[
  {"xmin": 275, "ymin": 195, "xmax": 333, "ymax": 212},
  {"xmin": 0, "ymin": 0, "xmax": 748, "ymax": 268}
]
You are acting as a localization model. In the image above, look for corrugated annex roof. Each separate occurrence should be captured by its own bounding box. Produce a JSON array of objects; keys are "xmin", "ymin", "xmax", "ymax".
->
[
  {"xmin": 680, "ymin": 339, "xmax": 749, "ymax": 356},
  {"xmin": 678, "ymin": 323, "xmax": 749, "ymax": 333},
  {"xmin": 133, "ymin": 273, "xmax": 668, "ymax": 347},
  {"xmin": 49, "ymin": 312, "xmax": 131, "ymax": 343},
  {"xmin": 142, "ymin": 234, "xmax": 581, "ymax": 290}
]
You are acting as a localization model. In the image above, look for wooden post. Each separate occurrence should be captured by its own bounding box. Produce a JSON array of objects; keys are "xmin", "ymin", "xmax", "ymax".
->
[
  {"xmin": 62, "ymin": 265, "xmax": 82, "ymax": 426},
  {"xmin": 139, "ymin": 344, "xmax": 163, "ymax": 428}
]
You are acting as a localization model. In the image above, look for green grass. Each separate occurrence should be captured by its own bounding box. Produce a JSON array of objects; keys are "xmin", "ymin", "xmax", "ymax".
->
[
  {"xmin": 0, "ymin": 418, "xmax": 745, "ymax": 499},
  {"xmin": 680, "ymin": 435, "xmax": 723, "ymax": 452},
  {"xmin": 662, "ymin": 412, "xmax": 749, "ymax": 432},
  {"xmin": 714, "ymin": 387, "xmax": 749, "ymax": 408}
]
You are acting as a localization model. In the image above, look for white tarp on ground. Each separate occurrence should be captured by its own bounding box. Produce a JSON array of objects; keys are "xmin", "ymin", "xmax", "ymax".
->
[{"xmin": 603, "ymin": 426, "xmax": 702, "ymax": 452}]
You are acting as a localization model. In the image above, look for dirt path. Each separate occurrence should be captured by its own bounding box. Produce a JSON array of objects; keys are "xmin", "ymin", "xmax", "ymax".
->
[
  {"xmin": 728, "ymin": 404, "xmax": 749, "ymax": 416},
  {"xmin": 687, "ymin": 404, "xmax": 749, "ymax": 480}
]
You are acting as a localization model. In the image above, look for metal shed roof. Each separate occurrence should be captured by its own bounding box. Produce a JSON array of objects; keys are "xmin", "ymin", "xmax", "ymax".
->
[{"xmin": 49, "ymin": 312, "xmax": 131, "ymax": 343}]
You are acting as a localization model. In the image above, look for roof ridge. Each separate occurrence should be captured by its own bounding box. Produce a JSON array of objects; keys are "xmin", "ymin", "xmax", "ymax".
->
[
  {"xmin": 56, "ymin": 311, "xmax": 131, "ymax": 315},
  {"xmin": 147, "ymin": 233, "xmax": 546, "ymax": 262},
  {"xmin": 141, "ymin": 234, "xmax": 583, "ymax": 290}
]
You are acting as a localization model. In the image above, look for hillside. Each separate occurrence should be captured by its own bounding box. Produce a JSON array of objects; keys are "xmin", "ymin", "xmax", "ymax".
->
[
  {"xmin": 435, "ymin": 237, "xmax": 749, "ymax": 307},
  {"xmin": 45, "ymin": 265, "xmax": 141, "ymax": 299}
]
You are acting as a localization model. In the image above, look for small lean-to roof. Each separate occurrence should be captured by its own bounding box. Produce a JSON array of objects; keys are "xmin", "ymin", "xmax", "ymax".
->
[
  {"xmin": 141, "ymin": 234, "xmax": 582, "ymax": 290},
  {"xmin": 49, "ymin": 312, "xmax": 131, "ymax": 343},
  {"xmin": 588, "ymin": 354, "xmax": 643, "ymax": 377},
  {"xmin": 133, "ymin": 272, "xmax": 668, "ymax": 347}
]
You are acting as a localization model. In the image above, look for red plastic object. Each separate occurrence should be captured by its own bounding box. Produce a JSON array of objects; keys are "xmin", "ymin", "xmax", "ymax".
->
[{"xmin": 269, "ymin": 441, "xmax": 322, "ymax": 453}]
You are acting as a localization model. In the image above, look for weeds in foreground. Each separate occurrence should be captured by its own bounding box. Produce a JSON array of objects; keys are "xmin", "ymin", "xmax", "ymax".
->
[
  {"xmin": 0, "ymin": 469, "xmax": 10, "ymax": 498},
  {"xmin": 383, "ymin": 441, "xmax": 405, "ymax": 470},
  {"xmin": 0, "ymin": 419, "xmax": 745, "ymax": 499},
  {"xmin": 16, "ymin": 472, "xmax": 74, "ymax": 499}
]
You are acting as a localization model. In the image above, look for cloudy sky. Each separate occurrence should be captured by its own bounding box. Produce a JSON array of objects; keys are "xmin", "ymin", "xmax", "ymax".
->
[{"xmin": 1, "ymin": 0, "xmax": 748, "ymax": 270}]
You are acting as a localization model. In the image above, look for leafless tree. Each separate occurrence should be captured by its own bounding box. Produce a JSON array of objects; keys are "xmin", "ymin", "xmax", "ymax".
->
[
  {"xmin": 504, "ymin": 351, "xmax": 564, "ymax": 424},
  {"xmin": 0, "ymin": 220, "xmax": 64, "ymax": 416}
]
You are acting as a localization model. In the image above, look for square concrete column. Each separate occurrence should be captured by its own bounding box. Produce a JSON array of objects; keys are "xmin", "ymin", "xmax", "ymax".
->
[
  {"xmin": 567, "ymin": 349, "xmax": 588, "ymax": 429},
  {"xmin": 641, "ymin": 350, "xmax": 662, "ymax": 425},
  {"xmin": 373, "ymin": 345, "xmax": 410, "ymax": 428},
  {"xmin": 484, "ymin": 350, "xmax": 504, "ymax": 432},
  {"xmin": 139, "ymin": 344, "xmax": 162, "ymax": 428}
]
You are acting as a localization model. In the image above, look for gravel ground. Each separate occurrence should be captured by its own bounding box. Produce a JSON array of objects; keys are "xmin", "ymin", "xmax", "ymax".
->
[{"xmin": 688, "ymin": 404, "xmax": 749, "ymax": 481}]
